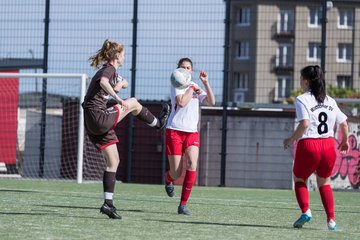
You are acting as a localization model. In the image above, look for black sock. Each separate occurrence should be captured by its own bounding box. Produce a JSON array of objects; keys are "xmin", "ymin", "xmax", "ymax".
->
[
  {"xmin": 136, "ymin": 106, "xmax": 157, "ymax": 126},
  {"xmin": 103, "ymin": 171, "xmax": 116, "ymax": 206}
]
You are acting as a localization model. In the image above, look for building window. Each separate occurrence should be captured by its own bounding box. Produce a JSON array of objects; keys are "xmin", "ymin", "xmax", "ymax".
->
[
  {"xmin": 337, "ymin": 75, "xmax": 352, "ymax": 88},
  {"xmin": 338, "ymin": 9, "xmax": 353, "ymax": 29},
  {"xmin": 307, "ymin": 42, "xmax": 321, "ymax": 62},
  {"xmin": 237, "ymin": 41, "xmax": 249, "ymax": 59},
  {"xmin": 308, "ymin": 8, "xmax": 321, "ymax": 28},
  {"xmin": 234, "ymin": 72, "xmax": 249, "ymax": 103},
  {"xmin": 337, "ymin": 43, "xmax": 352, "ymax": 62},
  {"xmin": 234, "ymin": 72, "xmax": 248, "ymax": 90},
  {"xmin": 237, "ymin": 7, "xmax": 250, "ymax": 26},
  {"xmin": 234, "ymin": 89, "xmax": 245, "ymax": 103},
  {"xmin": 276, "ymin": 76, "xmax": 293, "ymax": 100},
  {"xmin": 276, "ymin": 44, "xmax": 293, "ymax": 67},
  {"xmin": 277, "ymin": 9, "xmax": 294, "ymax": 33}
]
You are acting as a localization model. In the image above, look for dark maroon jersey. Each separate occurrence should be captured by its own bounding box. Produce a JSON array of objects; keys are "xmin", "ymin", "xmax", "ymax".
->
[{"xmin": 82, "ymin": 63, "xmax": 118, "ymax": 110}]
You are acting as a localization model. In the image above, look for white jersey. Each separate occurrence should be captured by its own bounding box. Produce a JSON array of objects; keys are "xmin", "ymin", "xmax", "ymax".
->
[
  {"xmin": 166, "ymin": 81, "xmax": 207, "ymax": 132},
  {"xmin": 295, "ymin": 91, "xmax": 347, "ymax": 139}
]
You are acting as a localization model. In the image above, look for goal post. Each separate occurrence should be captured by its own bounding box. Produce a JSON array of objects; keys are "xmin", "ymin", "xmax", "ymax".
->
[{"xmin": 0, "ymin": 72, "xmax": 87, "ymax": 183}]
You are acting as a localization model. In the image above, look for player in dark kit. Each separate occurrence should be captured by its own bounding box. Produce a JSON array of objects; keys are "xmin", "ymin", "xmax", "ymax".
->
[{"xmin": 82, "ymin": 39, "xmax": 170, "ymax": 219}]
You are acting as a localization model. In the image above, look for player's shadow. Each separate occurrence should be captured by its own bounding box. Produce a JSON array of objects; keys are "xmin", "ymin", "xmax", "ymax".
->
[
  {"xmin": 230, "ymin": 204, "xmax": 360, "ymax": 214},
  {"xmin": 33, "ymin": 204, "xmax": 173, "ymax": 215},
  {"xmin": 0, "ymin": 204, "xmax": 132, "ymax": 219},
  {"xmin": 35, "ymin": 204, "xmax": 98, "ymax": 210},
  {"xmin": 0, "ymin": 212, "xmax": 50, "ymax": 216},
  {"xmin": 189, "ymin": 201, "xmax": 360, "ymax": 214},
  {"xmin": 0, "ymin": 189, "xmax": 99, "ymax": 201},
  {"xmin": 0, "ymin": 211, "xmax": 109, "ymax": 220},
  {"xmin": 145, "ymin": 219, "xmax": 320, "ymax": 231},
  {"xmin": 0, "ymin": 189, "xmax": 38, "ymax": 193}
]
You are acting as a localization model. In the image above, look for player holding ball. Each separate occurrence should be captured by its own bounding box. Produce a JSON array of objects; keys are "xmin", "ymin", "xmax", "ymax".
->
[{"xmin": 164, "ymin": 57, "xmax": 216, "ymax": 215}]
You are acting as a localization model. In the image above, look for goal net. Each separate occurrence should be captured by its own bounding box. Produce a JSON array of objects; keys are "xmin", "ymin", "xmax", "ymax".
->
[{"xmin": 0, "ymin": 72, "xmax": 102, "ymax": 183}]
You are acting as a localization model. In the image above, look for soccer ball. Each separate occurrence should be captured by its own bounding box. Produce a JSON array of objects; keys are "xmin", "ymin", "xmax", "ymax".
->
[{"xmin": 170, "ymin": 68, "xmax": 192, "ymax": 89}]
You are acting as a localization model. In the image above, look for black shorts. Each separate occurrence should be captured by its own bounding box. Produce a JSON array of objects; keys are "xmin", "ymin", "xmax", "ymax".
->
[{"xmin": 83, "ymin": 105, "xmax": 121, "ymax": 151}]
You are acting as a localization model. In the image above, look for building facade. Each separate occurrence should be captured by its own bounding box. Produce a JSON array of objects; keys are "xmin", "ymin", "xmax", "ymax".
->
[{"xmin": 229, "ymin": 0, "xmax": 360, "ymax": 103}]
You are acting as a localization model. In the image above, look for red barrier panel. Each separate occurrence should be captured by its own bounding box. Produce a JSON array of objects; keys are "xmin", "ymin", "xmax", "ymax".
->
[{"xmin": 0, "ymin": 70, "xmax": 19, "ymax": 164}]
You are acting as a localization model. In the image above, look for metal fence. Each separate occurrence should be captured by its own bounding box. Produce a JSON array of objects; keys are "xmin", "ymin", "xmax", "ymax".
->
[
  {"xmin": 0, "ymin": 0, "xmax": 225, "ymax": 102},
  {"xmin": 1, "ymin": 0, "xmax": 360, "ymax": 188},
  {"xmin": 2, "ymin": 0, "xmax": 360, "ymax": 104}
]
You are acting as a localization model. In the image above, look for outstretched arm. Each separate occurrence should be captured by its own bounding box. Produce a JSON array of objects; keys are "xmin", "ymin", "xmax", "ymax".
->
[{"xmin": 199, "ymin": 70, "xmax": 215, "ymax": 106}]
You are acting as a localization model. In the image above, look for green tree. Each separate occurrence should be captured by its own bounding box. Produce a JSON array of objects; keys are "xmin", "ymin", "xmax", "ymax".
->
[
  {"xmin": 327, "ymin": 85, "xmax": 357, "ymax": 98},
  {"xmin": 286, "ymin": 85, "xmax": 360, "ymax": 104}
]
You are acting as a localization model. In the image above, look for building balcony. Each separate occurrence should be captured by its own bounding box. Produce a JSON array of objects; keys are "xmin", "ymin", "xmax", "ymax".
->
[
  {"xmin": 271, "ymin": 22, "xmax": 295, "ymax": 40},
  {"xmin": 270, "ymin": 56, "xmax": 294, "ymax": 74}
]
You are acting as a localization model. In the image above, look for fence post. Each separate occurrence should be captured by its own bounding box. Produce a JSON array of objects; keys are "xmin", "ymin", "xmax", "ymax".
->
[
  {"xmin": 39, "ymin": 0, "xmax": 51, "ymax": 177},
  {"xmin": 127, "ymin": 0, "xmax": 139, "ymax": 183},
  {"xmin": 220, "ymin": 0, "xmax": 231, "ymax": 187},
  {"xmin": 320, "ymin": 0, "xmax": 330, "ymax": 72}
]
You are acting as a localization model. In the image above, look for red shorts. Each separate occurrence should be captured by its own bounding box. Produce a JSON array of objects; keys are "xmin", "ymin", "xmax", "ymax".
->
[
  {"xmin": 165, "ymin": 129, "xmax": 200, "ymax": 156},
  {"xmin": 293, "ymin": 137, "xmax": 336, "ymax": 179}
]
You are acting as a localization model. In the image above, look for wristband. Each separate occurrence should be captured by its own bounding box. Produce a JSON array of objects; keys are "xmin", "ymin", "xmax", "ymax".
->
[{"xmin": 189, "ymin": 85, "xmax": 196, "ymax": 91}]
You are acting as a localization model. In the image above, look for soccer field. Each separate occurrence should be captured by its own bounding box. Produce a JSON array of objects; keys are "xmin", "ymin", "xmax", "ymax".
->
[{"xmin": 0, "ymin": 179, "xmax": 359, "ymax": 240}]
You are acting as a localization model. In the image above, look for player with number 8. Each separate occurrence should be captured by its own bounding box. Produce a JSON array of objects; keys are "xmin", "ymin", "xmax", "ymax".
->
[{"xmin": 283, "ymin": 65, "xmax": 349, "ymax": 230}]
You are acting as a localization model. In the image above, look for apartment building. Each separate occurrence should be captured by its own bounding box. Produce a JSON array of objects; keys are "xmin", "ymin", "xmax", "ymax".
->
[{"xmin": 229, "ymin": 0, "xmax": 360, "ymax": 104}]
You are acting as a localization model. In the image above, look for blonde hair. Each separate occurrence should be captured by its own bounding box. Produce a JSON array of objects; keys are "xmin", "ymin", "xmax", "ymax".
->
[{"xmin": 89, "ymin": 39, "xmax": 124, "ymax": 69}]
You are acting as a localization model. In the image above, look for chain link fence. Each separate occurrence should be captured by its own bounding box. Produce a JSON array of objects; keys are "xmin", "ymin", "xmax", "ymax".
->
[{"xmin": 1, "ymin": 0, "xmax": 360, "ymax": 188}]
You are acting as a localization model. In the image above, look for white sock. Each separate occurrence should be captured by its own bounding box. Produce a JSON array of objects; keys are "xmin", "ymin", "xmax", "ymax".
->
[
  {"xmin": 148, "ymin": 118, "xmax": 158, "ymax": 127},
  {"xmin": 104, "ymin": 192, "xmax": 113, "ymax": 200}
]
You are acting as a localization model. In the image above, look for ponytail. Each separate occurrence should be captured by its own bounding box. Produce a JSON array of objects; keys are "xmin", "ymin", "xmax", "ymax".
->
[
  {"xmin": 89, "ymin": 39, "xmax": 124, "ymax": 69},
  {"xmin": 300, "ymin": 65, "xmax": 326, "ymax": 103}
]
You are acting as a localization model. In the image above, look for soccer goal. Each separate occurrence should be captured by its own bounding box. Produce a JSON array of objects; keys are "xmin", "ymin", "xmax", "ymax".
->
[{"xmin": 0, "ymin": 72, "xmax": 89, "ymax": 183}]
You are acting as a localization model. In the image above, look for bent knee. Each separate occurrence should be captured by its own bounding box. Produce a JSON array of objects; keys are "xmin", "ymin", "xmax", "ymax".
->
[
  {"xmin": 170, "ymin": 170, "xmax": 182, "ymax": 179},
  {"xmin": 293, "ymin": 175, "xmax": 306, "ymax": 183}
]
